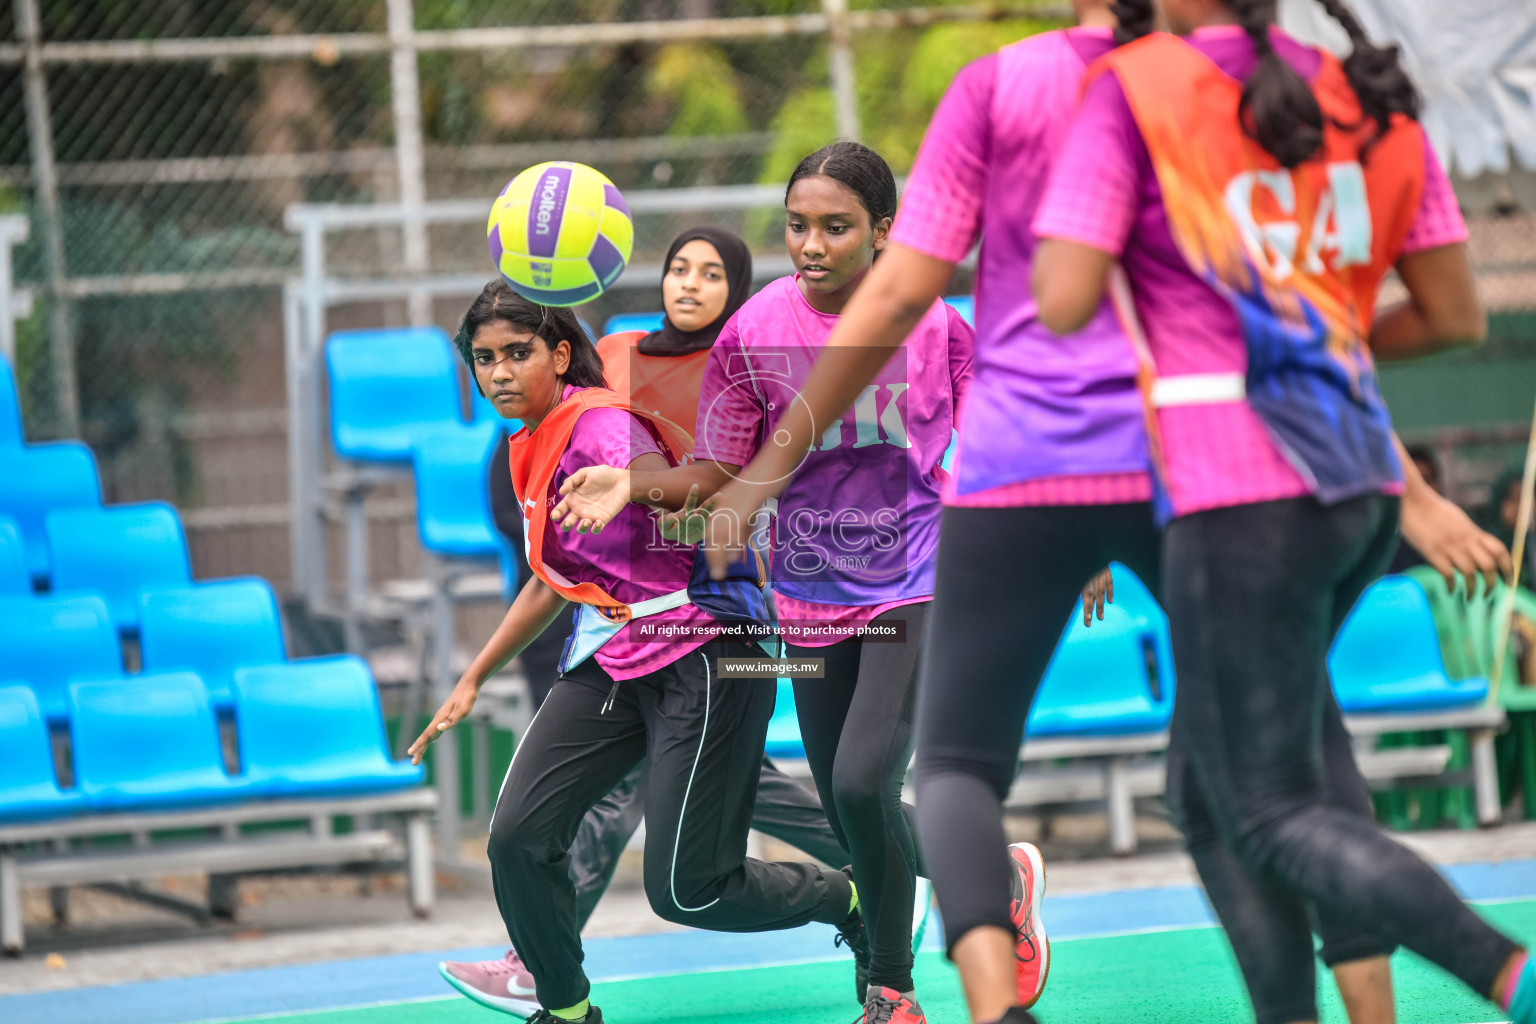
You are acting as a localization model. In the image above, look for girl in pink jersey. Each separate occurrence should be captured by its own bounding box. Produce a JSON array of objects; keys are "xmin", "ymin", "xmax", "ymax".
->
[
  {"xmin": 555, "ymin": 141, "xmax": 973, "ymax": 1024},
  {"xmin": 409, "ymin": 283, "xmax": 860, "ymax": 1024},
  {"xmin": 684, "ymin": 4, "xmax": 1512, "ymax": 1024},
  {"xmin": 1033, "ymin": 1, "xmax": 1533, "ymax": 1022}
]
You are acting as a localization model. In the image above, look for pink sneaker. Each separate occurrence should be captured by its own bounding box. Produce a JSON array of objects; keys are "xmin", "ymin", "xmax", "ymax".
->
[
  {"xmin": 438, "ymin": 948, "xmax": 540, "ymax": 1016},
  {"xmin": 1008, "ymin": 842, "xmax": 1050, "ymax": 1008}
]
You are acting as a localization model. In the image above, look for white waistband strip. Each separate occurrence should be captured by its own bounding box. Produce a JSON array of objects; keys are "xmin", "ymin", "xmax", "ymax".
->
[
  {"xmin": 620, "ymin": 588, "xmax": 692, "ymax": 619},
  {"xmin": 1151, "ymin": 372, "xmax": 1247, "ymax": 408}
]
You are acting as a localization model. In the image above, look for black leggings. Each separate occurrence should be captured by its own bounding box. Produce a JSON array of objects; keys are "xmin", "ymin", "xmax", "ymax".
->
[
  {"xmin": 911, "ymin": 504, "xmax": 1400, "ymax": 1001},
  {"xmin": 1166, "ymin": 495, "xmax": 1519, "ymax": 1022},
  {"xmin": 913, "ymin": 504, "xmax": 1162, "ymax": 953},
  {"xmin": 789, "ymin": 602, "xmax": 927, "ymax": 993}
]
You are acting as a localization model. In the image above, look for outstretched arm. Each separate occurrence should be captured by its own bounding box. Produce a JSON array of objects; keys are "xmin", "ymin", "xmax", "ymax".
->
[
  {"xmin": 408, "ymin": 574, "xmax": 569, "ymax": 765},
  {"xmin": 551, "ymin": 458, "xmax": 737, "ymax": 532},
  {"xmin": 699, "ymin": 243, "xmax": 956, "ymax": 576}
]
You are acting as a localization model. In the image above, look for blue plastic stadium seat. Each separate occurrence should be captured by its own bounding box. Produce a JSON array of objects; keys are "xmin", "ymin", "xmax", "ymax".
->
[
  {"xmin": 0, "ymin": 441, "xmax": 101, "ymax": 585},
  {"xmin": 603, "ymin": 312, "xmax": 665, "ymax": 336},
  {"xmin": 410, "ymin": 421, "xmax": 505, "ymax": 558},
  {"xmin": 326, "ymin": 327, "xmax": 463, "ymax": 462},
  {"xmin": 1329, "ymin": 575, "xmax": 1488, "ymax": 713},
  {"xmin": 69, "ymin": 671, "xmax": 251, "ymax": 811},
  {"xmin": 943, "ymin": 296, "xmax": 974, "ymax": 326},
  {"xmin": 46, "ymin": 502, "xmax": 191, "ymax": 630},
  {"xmin": 0, "ymin": 594, "xmax": 120, "ymax": 722},
  {"xmin": 0, "ymin": 515, "xmax": 30, "ymax": 594},
  {"xmin": 139, "ymin": 578, "xmax": 285, "ymax": 708},
  {"xmin": 233, "ymin": 656, "xmax": 423, "ymax": 797},
  {"xmin": 1028, "ymin": 565, "xmax": 1174, "ymax": 738},
  {"xmin": 0, "ymin": 684, "xmax": 87, "ymax": 823},
  {"xmin": 0, "ymin": 357, "xmax": 22, "ymax": 447},
  {"xmin": 764, "ymin": 677, "xmax": 805, "ymax": 760}
]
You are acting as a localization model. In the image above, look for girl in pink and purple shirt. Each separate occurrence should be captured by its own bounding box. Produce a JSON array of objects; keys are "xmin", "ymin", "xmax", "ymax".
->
[
  {"xmin": 557, "ymin": 141, "xmax": 973, "ymax": 1021},
  {"xmin": 1033, "ymin": 1, "xmax": 1532, "ymax": 1022}
]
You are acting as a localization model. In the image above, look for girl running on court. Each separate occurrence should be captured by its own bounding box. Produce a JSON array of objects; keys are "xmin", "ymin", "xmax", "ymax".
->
[
  {"xmin": 554, "ymin": 141, "xmax": 973, "ymax": 1024},
  {"xmin": 441, "ymin": 228, "xmax": 852, "ymax": 1018},
  {"xmin": 410, "ymin": 283, "xmax": 862, "ymax": 1024},
  {"xmin": 1032, "ymin": 1, "xmax": 1533, "ymax": 1022},
  {"xmin": 681, "ymin": 4, "xmax": 1510, "ymax": 1022}
]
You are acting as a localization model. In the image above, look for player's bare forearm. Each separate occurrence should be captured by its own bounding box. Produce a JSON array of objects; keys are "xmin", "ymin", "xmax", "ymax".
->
[
  {"xmin": 629, "ymin": 460, "xmax": 736, "ymax": 510},
  {"xmin": 1372, "ymin": 243, "xmax": 1485, "ymax": 361},
  {"xmin": 463, "ymin": 576, "xmax": 569, "ymax": 688}
]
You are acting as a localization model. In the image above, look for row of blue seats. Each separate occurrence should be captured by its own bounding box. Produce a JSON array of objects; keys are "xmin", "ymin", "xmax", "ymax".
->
[
  {"xmin": 764, "ymin": 568, "xmax": 1489, "ymax": 759},
  {"xmin": 5, "ymin": 572, "xmax": 298, "ymax": 719},
  {"xmin": 1, "ymin": 658, "xmax": 420, "ymax": 824}
]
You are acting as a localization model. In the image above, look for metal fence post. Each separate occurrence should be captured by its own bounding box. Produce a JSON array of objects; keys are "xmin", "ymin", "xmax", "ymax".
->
[
  {"xmin": 386, "ymin": 0, "xmax": 432, "ymax": 327},
  {"xmin": 821, "ymin": 0, "xmax": 861, "ymax": 142},
  {"xmin": 291, "ymin": 215, "xmax": 330, "ymax": 611},
  {"xmin": 0, "ymin": 216, "xmax": 31, "ymax": 366},
  {"xmin": 14, "ymin": 0, "xmax": 79, "ymax": 436}
]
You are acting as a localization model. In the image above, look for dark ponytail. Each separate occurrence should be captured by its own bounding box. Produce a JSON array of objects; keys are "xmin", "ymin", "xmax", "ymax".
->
[
  {"xmin": 454, "ymin": 279, "xmax": 606, "ymax": 392},
  {"xmin": 1112, "ymin": 0, "xmax": 1154, "ymax": 46},
  {"xmin": 1314, "ymin": 0, "xmax": 1421, "ymax": 150},
  {"xmin": 1231, "ymin": 0, "xmax": 1323, "ymax": 168},
  {"xmin": 786, "ymin": 140, "xmax": 898, "ymax": 226}
]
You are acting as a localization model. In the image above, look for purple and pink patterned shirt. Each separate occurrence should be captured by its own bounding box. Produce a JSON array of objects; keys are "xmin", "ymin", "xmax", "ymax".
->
[
  {"xmin": 891, "ymin": 26, "xmax": 1152, "ymax": 510},
  {"xmin": 695, "ymin": 275, "xmax": 973, "ymax": 645},
  {"xmin": 1034, "ymin": 25, "xmax": 1466, "ymax": 517},
  {"xmin": 538, "ymin": 387, "xmax": 721, "ymax": 678}
]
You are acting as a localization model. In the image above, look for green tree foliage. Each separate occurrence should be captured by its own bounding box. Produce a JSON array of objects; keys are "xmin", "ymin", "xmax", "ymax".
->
[{"xmin": 650, "ymin": 45, "xmax": 751, "ymax": 138}]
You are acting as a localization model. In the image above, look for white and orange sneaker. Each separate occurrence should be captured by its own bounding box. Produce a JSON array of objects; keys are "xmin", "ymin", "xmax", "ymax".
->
[
  {"xmin": 1007, "ymin": 842, "xmax": 1050, "ymax": 1008},
  {"xmin": 438, "ymin": 948, "xmax": 540, "ymax": 1016},
  {"xmin": 860, "ymin": 986, "xmax": 927, "ymax": 1024}
]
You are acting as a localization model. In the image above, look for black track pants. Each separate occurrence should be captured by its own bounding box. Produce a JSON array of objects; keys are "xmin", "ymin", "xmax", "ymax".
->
[{"xmin": 488, "ymin": 640, "xmax": 854, "ymax": 1009}]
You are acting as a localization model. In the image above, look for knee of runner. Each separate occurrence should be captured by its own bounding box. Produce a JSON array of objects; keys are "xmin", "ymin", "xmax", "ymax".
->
[
  {"xmin": 830, "ymin": 757, "xmax": 889, "ymax": 821},
  {"xmin": 644, "ymin": 868, "xmax": 723, "ymax": 922},
  {"xmin": 486, "ymin": 808, "xmax": 549, "ymax": 867},
  {"xmin": 912, "ymin": 751, "xmax": 1015, "ymax": 803}
]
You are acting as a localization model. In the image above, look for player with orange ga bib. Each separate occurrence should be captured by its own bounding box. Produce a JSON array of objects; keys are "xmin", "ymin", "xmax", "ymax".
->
[{"xmin": 1031, "ymin": 1, "xmax": 1534, "ymax": 1021}]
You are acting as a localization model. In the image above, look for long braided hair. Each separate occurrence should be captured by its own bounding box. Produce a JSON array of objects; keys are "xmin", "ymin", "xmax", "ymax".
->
[
  {"xmin": 1114, "ymin": 0, "xmax": 1420, "ymax": 167},
  {"xmin": 1228, "ymin": 0, "xmax": 1420, "ymax": 167}
]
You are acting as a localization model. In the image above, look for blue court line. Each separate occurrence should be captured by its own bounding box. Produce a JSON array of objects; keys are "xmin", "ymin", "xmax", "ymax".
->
[{"xmin": 6, "ymin": 857, "xmax": 1535, "ymax": 1024}]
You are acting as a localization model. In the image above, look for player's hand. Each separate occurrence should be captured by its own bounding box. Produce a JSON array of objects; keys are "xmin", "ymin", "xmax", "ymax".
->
[
  {"xmin": 1082, "ymin": 567, "xmax": 1114, "ymax": 626},
  {"xmin": 1401, "ymin": 485, "xmax": 1511, "ymax": 593},
  {"xmin": 408, "ymin": 676, "xmax": 479, "ymax": 766},
  {"xmin": 553, "ymin": 465, "xmax": 629, "ymax": 534},
  {"xmin": 658, "ymin": 484, "xmax": 718, "ymax": 546},
  {"xmin": 701, "ymin": 478, "xmax": 770, "ymax": 579}
]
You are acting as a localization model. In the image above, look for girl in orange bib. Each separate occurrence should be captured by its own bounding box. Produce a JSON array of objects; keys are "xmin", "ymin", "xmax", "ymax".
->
[
  {"xmin": 1032, "ymin": 1, "xmax": 1533, "ymax": 1021},
  {"xmin": 410, "ymin": 283, "xmax": 862, "ymax": 1024}
]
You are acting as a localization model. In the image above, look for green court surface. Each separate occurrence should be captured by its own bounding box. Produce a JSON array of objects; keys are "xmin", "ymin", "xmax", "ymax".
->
[{"xmin": 225, "ymin": 900, "xmax": 1535, "ymax": 1024}]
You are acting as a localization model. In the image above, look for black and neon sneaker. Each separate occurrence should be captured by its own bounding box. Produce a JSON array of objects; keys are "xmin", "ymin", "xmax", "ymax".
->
[
  {"xmin": 524, "ymin": 1008, "xmax": 602, "ymax": 1024},
  {"xmin": 835, "ymin": 911, "xmax": 872, "ymax": 1003}
]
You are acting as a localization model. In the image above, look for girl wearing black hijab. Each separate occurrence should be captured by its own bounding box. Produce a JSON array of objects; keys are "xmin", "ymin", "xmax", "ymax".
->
[
  {"xmin": 596, "ymin": 225, "xmax": 754, "ymax": 421},
  {"xmin": 447, "ymin": 227, "xmax": 850, "ymax": 1019}
]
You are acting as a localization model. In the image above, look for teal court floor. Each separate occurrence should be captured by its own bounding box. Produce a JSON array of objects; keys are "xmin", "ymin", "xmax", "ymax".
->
[{"xmin": 6, "ymin": 859, "xmax": 1536, "ymax": 1024}]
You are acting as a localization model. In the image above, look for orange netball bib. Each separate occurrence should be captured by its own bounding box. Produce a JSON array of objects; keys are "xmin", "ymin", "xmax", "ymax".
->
[{"xmin": 1099, "ymin": 33, "xmax": 1426, "ymax": 502}]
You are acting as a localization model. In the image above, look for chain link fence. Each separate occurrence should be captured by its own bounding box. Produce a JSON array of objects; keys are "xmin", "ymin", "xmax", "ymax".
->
[{"xmin": 0, "ymin": 0, "xmax": 1531, "ymax": 598}]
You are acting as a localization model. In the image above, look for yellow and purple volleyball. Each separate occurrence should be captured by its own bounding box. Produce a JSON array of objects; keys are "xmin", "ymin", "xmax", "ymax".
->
[{"xmin": 487, "ymin": 161, "xmax": 634, "ymax": 307}]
